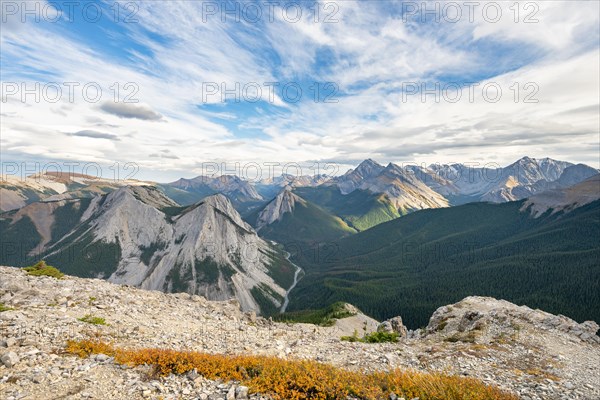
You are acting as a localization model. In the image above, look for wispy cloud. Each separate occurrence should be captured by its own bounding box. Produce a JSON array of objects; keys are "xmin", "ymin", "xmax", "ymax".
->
[{"xmin": 1, "ymin": 0, "xmax": 598, "ymax": 180}]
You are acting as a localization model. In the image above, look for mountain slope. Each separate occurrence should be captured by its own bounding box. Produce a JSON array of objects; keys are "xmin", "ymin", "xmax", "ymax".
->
[
  {"xmin": 426, "ymin": 157, "xmax": 597, "ymax": 204},
  {"xmin": 330, "ymin": 160, "xmax": 450, "ymax": 214},
  {"xmin": 288, "ymin": 193, "xmax": 600, "ymax": 328},
  {"xmin": 248, "ymin": 188, "xmax": 356, "ymax": 244},
  {"xmin": 160, "ymin": 175, "xmax": 266, "ymax": 216},
  {"xmin": 0, "ymin": 186, "xmax": 294, "ymax": 314},
  {"xmin": 293, "ymin": 186, "xmax": 400, "ymax": 231},
  {"xmin": 0, "ymin": 175, "xmax": 63, "ymax": 212},
  {"xmin": 522, "ymin": 173, "xmax": 600, "ymax": 217},
  {"xmin": 253, "ymin": 187, "xmax": 304, "ymax": 229},
  {"xmin": 3, "ymin": 266, "xmax": 599, "ymax": 399},
  {"xmin": 1, "ymin": 172, "xmax": 154, "ymax": 212}
]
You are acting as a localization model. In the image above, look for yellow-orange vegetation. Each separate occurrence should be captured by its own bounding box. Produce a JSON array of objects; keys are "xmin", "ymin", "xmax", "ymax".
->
[{"xmin": 66, "ymin": 339, "xmax": 518, "ymax": 400}]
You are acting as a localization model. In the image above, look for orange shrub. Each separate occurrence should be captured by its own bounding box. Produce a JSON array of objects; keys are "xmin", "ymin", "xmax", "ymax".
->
[{"xmin": 65, "ymin": 340, "xmax": 518, "ymax": 400}]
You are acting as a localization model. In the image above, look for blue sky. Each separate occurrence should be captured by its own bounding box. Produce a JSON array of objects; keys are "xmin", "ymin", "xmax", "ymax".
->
[{"xmin": 1, "ymin": 0, "xmax": 599, "ymax": 181}]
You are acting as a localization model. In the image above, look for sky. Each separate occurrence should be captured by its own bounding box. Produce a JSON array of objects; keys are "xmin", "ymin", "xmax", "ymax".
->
[{"xmin": 1, "ymin": 0, "xmax": 599, "ymax": 181}]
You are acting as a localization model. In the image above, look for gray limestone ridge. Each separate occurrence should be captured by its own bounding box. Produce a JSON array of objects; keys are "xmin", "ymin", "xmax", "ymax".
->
[
  {"xmin": 255, "ymin": 186, "xmax": 306, "ymax": 230},
  {"xmin": 0, "ymin": 267, "xmax": 599, "ymax": 399},
  {"xmin": 522, "ymin": 173, "xmax": 600, "ymax": 217},
  {"xmin": 333, "ymin": 159, "xmax": 452, "ymax": 212},
  {"xmin": 3, "ymin": 157, "xmax": 598, "ymax": 217},
  {"xmin": 42, "ymin": 186, "xmax": 292, "ymax": 313}
]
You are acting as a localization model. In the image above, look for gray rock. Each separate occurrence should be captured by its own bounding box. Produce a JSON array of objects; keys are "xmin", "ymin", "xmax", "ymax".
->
[
  {"xmin": 235, "ymin": 385, "xmax": 249, "ymax": 399},
  {"xmin": 377, "ymin": 321, "xmax": 393, "ymax": 333},
  {"xmin": 377, "ymin": 316, "xmax": 408, "ymax": 338},
  {"xmin": 187, "ymin": 369, "xmax": 199, "ymax": 380},
  {"xmin": 226, "ymin": 385, "xmax": 236, "ymax": 400},
  {"xmin": 1, "ymin": 351, "xmax": 20, "ymax": 367},
  {"xmin": 581, "ymin": 320, "xmax": 599, "ymax": 335},
  {"xmin": 246, "ymin": 311, "xmax": 256, "ymax": 324}
]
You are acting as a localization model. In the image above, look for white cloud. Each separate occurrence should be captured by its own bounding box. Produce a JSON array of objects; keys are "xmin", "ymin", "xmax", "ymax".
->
[{"xmin": 1, "ymin": 0, "xmax": 599, "ymax": 181}]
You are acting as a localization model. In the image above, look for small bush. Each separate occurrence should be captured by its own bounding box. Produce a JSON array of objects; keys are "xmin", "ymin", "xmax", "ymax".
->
[
  {"xmin": 0, "ymin": 303, "xmax": 14, "ymax": 312},
  {"xmin": 66, "ymin": 340, "xmax": 518, "ymax": 400},
  {"xmin": 341, "ymin": 329, "xmax": 360, "ymax": 342},
  {"xmin": 436, "ymin": 321, "xmax": 448, "ymax": 331},
  {"xmin": 274, "ymin": 301, "xmax": 356, "ymax": 326},
  {"xmin": 444, "ymin": 335, "xmax": 461, "ymax": 343},
  {"xmin": 23, "ymin": 261, "xmax": 64, "ymax": 279},
  {"xmin": 341, "ymin": 330, "xmax": 399, "ymax": 343},
  {"xmin": 78, "ymin": 315, "xmax": 107, "ymax": 326},
  {"xmin": 362, "ymin": 331, "xmax": 399, "ymax": 343},
  {"xmin": 444, "ymin": 331, "xmax": 477, "ymax": 343}
]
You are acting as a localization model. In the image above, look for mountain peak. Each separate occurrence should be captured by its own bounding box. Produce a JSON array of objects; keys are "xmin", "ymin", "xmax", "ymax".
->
[
  {"xmin": 383, "ymin": 162, "xmax": 402, "ymax": 171},
  {"xmin": 362, "ymin": 158, "xmax": 381, "ymax": 165},
  {"xmin": 357, "ymin": 158, "xmax": 382, "ymax": 169},
  {"xmin": 510, "ymin": 156, "xmax": 543, "ymax": 167},
  {"xmin": 111, "ymin": 185, "xmax": 178, "ymax": 209},
  {"xmin": 169, "ymin": 174, "xmax": 262, "ymax": 202},
  {"xmin": 197, "ymin": 193, "xmax": 249, "ymax": 230},
  {"xmin": 351, "ymin": 159, "xmax": 384, "ymax": 178},
  {"xmin": 201, "ymin": 192, "xmax": 230, "ymax": 205},
  {"xmin": 256, "ymin": 188, "xmax": 305, "ymax": 230}
]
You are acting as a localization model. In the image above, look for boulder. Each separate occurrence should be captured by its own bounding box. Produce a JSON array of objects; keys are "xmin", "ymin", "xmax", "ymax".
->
[{"xmin": 377, "ymin": 316, "xmax": 408, "ymax": 338}]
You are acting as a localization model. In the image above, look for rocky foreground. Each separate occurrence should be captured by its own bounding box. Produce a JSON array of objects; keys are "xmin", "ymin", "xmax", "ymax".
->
[{"xmin": 0, "ymin": 266, "xmax": 599, "ymax": 400}]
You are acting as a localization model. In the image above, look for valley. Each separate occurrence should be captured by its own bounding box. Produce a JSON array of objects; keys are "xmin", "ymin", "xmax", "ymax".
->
[
  {"xmin": 279, "ymin": 250, "xmax": 303, "ymax": 313},
  {"xmin": 1, "ymin": 156, "xmax": 599, "ymax": 327}
]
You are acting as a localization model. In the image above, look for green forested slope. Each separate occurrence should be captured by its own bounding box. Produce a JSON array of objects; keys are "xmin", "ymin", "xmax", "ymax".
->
[
  {"xmin": 293, "ymin": 186, "xmax": 400, "ymax": 231},
  {"xmin": 249, "ymin": 199, "xmax": 356, "ymax": 244},
  {"xmin": 286, "ymin": 200, "xmax": 600, "ymax": 328}
]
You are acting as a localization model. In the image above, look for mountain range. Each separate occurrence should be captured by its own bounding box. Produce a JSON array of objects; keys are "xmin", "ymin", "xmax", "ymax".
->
[
  {"xmin": 0, "ymin": 171, "xmax": 153, "ymax": 212},
  {"xmin": 287, "ymin": 173, "xmax": 600, "ymax": 328},
  {"xmin": 0, "ymin": 185, "xmax": 295, "ymax": 314},
  {"xmin": 1, "ymin": 156, "xmax": 599, "ymax": 322},
  {"xmin": 4, "ymin": 157, "xmax": 596, "ymax": 225}
]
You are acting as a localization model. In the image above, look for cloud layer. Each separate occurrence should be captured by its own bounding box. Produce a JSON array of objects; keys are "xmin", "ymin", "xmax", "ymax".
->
[{"xmin": 1, "ymin": 0, "xmax": 598, "ymax": 180}]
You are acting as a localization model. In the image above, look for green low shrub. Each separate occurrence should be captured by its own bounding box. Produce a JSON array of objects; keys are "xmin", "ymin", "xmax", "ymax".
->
[
  {"xmin": 78, "ymin": 314, "xmax": 107, "ymax": 326},
  {"xmin": 341, "ymin": 330, "xmax": 399, "ymax": 343},
  {"xmin": 23, "ymin": 261, "xmax": 64, "ymax": 279}
]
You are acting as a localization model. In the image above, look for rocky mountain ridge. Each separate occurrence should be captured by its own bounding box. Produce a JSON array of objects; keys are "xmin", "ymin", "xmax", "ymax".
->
[
  {"xmin": 0, "ymin": 266, "xmax": 598, "ymax": 399},
  {"xmin": 427, "ymin": 158, "xmax": 598, "ymax": 203},
  {"xmin": 330, "ymin": 161, "xmax": 451, "ymax": 214},
  {"xmin": 255, "ymin": 187, "xmax": 305, "ymax": 230},
  {"xmin": 169, "ymin": 175, "xmax": 263, "ymax": 203},
  {"xmin": 0, "ymin": 173, "xmax": 153, "ymax": 212},
  {"xmin": 1, "ymin": 186, "xmax": 295, "ymax": 314},
  {"xmin": 522, "ymin": 174, "xmax": 600, "ymax": 217},
  {"xmin": 5, "ymin": 157, "xmax": 597, "ymax": 216}
]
